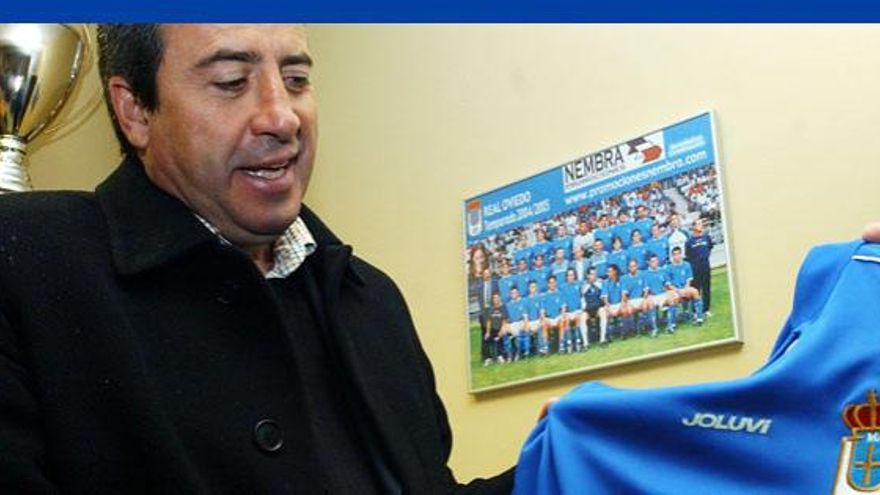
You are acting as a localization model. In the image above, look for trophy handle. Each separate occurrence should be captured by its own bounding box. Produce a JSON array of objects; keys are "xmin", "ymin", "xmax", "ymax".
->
[{"xmin": 39, "ymin": 24, "xmax": 102, "ymax": 144}]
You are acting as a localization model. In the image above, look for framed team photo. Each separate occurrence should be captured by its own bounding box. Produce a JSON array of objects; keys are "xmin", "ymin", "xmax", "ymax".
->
[{"xmin": 463, "ymin": 112, "xmax": 741, "ymax": 393}]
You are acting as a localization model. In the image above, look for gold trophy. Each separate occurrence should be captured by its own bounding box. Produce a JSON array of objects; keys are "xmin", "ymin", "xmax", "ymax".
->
[{"xmin": 0, "ymin": 24, "xmax": 89, "ymax": 192}]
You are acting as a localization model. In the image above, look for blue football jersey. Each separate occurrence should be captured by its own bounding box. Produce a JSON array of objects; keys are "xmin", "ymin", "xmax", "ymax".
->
[
  {"xmin": 601, "ymin": 279, "xmax": 623, "ymax": 305},
  {"xmin": 541, "ymin": 290, "xmax": 565, "ymax": 318},
  {"xmin": 515, "ymin": 240, "xmax": 880, "ymax": 494},
  {"xmin": 561, "ymin": 282, "xmax": 583, "ymax": 312},
  {"xmin": 621, "ymin": 272, "xmax": 646, "ymax": 299},
  {"xmin": 606, "ymin": 250, "xmax": 628, "ymax": 277},
  {"xmin": 643, "ymin": 267, "xmax": 668, "ymax": 295},
  {"xmin": 646, "ymin": 235, "xmax": 669, "ymax": 266},
  {"xmin": 498, "ymin": 275, "xmax": 517, "ymax": 302},
  {"xmin": 613, "ymin": 222, "xmax": 635, "ymax": 249},
  {"xmin": 590, "ymin": 252, "xmax": 608, "ymax": 279},
  {"xmin": 594, "ymin": 227, "xmax": 614, "ymax": 251},
  {"xmin": 523, "ymin": 295, "xmax": 542, "ymax": 320},
  {"xmin": 633, "ymin": 218, "xmax": 654, "ymax": 240},
  {"xmin": 505, "ymin": 298, "xmax": 526, "ymax": 322},
  {"xmin": 513, "ymin": 246, "xmax": 532, "ymax": 265},
  {"xmin": 627, "ymin": 243, "xmax": 650, "ymax": 270},
  {"xmin": 529, "ymin": 267, "xmax": 550, "ymax": 292},
  {"xmin": 667, "ymin": 260, "xmax": 694, "ymax": 288}
]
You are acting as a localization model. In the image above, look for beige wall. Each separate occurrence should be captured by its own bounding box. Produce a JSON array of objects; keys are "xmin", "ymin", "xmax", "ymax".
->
[{"xmin": 30, "ymin": 24, "xmax": 880, "ymax": 483}]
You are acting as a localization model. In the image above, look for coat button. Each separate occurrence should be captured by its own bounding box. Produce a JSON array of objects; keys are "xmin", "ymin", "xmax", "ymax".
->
[{"xmin": 253, "ymin": 419, "xmax": 284, "ymax": 453}]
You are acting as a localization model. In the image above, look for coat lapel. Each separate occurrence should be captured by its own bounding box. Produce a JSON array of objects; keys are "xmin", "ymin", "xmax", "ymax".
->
[{"xmin": 301, "ymin": 239, "xmax": 430, "ymax": 492}]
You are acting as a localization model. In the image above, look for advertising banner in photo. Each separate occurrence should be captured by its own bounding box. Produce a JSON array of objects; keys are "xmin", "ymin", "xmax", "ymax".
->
[{"xmin": 463, "ymin": 112, "xmax": 740, "ymax": 393}]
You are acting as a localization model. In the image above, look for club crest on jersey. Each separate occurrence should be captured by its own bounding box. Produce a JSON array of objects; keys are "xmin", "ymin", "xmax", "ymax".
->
[
  {"xmin": 834, "ymin": 390, "xmax": 880, "ymax": 493},
  {"xmin": 466, "ymin": 199, "xmax": 483, "ymax": 237}
]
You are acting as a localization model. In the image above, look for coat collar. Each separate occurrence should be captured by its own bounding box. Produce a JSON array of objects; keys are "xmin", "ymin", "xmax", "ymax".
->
[{"xmin": 96, "ymin": 155, "xmax": 360, "ymax": 285}]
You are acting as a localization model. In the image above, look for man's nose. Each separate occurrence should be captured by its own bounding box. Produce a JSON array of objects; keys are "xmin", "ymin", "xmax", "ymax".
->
[{"xmin": 250, "ymin": 72, "xmax": 300, "ymax": 143}]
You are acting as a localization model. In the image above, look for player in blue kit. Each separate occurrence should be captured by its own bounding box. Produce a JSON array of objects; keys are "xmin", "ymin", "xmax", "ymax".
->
[
  {"xmin": 560, "ymin": 268, "xmax": 587, "ymax": 352},
  {"xmin": 504, "ymin": 285, "xmax": 527, "ymax": 361},
  {"xmin": 613, "ymin": 210, "xmax": 635, "ymax": 249},
  {"xmin": 645, "ymin": 222, "xmax": 669, "ymax": 266},
  {"xmin": 540, "ymin": 275, "xmax": 565, "ymax": 355},
  {"xmin": 529, "ymin": 253, "xmax": 551, "ymax": 293},
  {"xmin": 621, "ymin": 258, "xmax": 649, "ymax": 336},
  {"xmin": 607, "ymin": 236, "xmax": 628, "ymax": 278},
  {"xmin": 589, "ymin": 239, "xmax": 609, "ymax": 279},
  {"xmin": 550, "ymin": 224, "xmax": 572, "ymax": 261},
  {"xmin": 549, "ymin": 247, "xmax": 570, "ymax": 281},
  {"xmin": 667, "ymin": 246, "xmax": 704, "ymax": 327},
  {"xmin": 523, "ymin": 280, "xmax": 543, "ymax": 358},
  {"xmin": 496, "ymin": 258, "xmax": 517, "ymax": 303},
  {"xmin": 513, "ymin": 235, "xmax": 532, "ymax": 268},
  {"xmin": 515, "ymin": 257, "xmax": 531, "ymax": 297},
  {"xmin": 632, "ymin": 204, "xmax": 654, "ymax": 241},
  {"xmin": 593, "ymin": 214, "xmax": 614, "ymax": 250},
  {"xmin": 643, "ymin": 253, "xmax": 675, "ymax": 336},
  {"xmin": 627, "ymin": 229, "xmax": 650, "ymax": 270},
  {"xmin": 598, "ymin": 264, "xmax": 624, "ymax": 342},
  {"xmin": 582, "ymin": 267, "xmax": 604, "ymax": 345},
  {"xmin": 532, "ymin": 227, "xmax": 552, "ymax": 262},
  {"xmin": 686, "ymin": 217, "xmax": 714, "ymax": 316}
]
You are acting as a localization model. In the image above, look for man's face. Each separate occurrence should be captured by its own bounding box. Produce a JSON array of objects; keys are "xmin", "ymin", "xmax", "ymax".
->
[
  {"xmin": 140, "ymin": 25, "xmax": 317, "ymax": 246},
  {"xmin": 672, "ymin": 250, "xmax": 683, "ymax": 264}
]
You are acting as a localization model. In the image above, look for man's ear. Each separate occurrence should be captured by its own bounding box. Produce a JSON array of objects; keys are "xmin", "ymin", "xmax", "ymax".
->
[{"xmin": 107, "ymin": 76, "xmax": 151, "ymax": 150}]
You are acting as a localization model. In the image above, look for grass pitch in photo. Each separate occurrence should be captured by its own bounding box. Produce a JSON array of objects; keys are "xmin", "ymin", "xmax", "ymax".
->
[{"xmin": 469, "ymin": 267, "xmax": 736, "ymax": 391}]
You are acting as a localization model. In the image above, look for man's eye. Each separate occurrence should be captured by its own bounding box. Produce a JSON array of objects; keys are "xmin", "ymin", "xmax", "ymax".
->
[
  {"xmin": 214, "ymin": 78, "xmax": 247, "ymax": 91},
  {"xmin": 285, "ymin": 75, "xmax": 310, "ymax": 91}
]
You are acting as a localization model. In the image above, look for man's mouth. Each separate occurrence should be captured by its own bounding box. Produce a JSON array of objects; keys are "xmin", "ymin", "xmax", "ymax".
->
[{"xmin": 239, "ymin": 157, "xmax": 295, "ymax": 180}]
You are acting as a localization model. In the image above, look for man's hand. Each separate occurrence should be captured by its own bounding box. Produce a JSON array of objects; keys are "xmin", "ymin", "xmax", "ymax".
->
[
  {"xmin": 864, "ymin": 223, "xmax": 880, "ymax": 243},
  {"xmin": 538, "ymin": 397, "xmax": 559, "ymax": 421}
]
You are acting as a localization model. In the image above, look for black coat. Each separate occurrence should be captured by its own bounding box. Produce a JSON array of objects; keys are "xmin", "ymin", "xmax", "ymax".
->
[{"xmin": 0, "ymin": 157, "xmax": 513, "ymax": 494}]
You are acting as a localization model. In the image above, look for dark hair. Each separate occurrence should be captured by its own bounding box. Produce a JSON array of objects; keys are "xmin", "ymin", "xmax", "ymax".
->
[{"xmin": 97, "ymin": 24, "xmax": 164, "ymax": 157}]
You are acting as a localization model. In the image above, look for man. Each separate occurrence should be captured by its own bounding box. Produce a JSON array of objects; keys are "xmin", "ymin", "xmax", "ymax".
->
[
  {"xmin": 529, "ymin": 252, "xmax": 551, "ymax": 293},
  {"xmin": 645, "ymin": 222, "xmax": 669, "ymax": 266},
  {"xmin": 505, "ymin": 285, "xmax": 528, "ymax": 361},
  {"xmin": 524, "ymin": 279, "xmax": 544, "ymax": 357},
  {"xmin": 667, "ymin": 212, "xmax": 690, "ymax": 260},
  {"xmin": 570, "ymin": 243, "xmax": 591, "ymax": 281},
  {"xmin": 540, "ymin": 275, "xmax": 566, "ymax": 355},
  {"xmin": 632, "ymin": 204, "xmax": 654, "ymax": 241},
  {"xmin": 476, "ymin": 267, "xmax": 500, "ymax": 365},
  {"xmin": 560, "ymin": 268, "xmax": 587, "ymax": 352},
  {"xmin": 643, "ymin": 253, "xmax": 675, "ymax": 336},
  {"xmin": 589, "ymin": 238, "xmax": 609, "ymax": 279},
  {"xmin": 667, "ymin": 246, "xmax": 704, "ymax": 327},
  {"xmin": 484, "ymin": 292, "xmax": 509, "ymax": 365},
  {"xmin": 550, "ymin": 246, "xmax": 570, "ymax": 281},
  {"xmin": 685, "ymin": 217, "xmax": 714, "ymax": 316},
  {"xmin": 621, "ymin": 258, "xmax": 649, "ymax": 336},
  {"xmin": 598, "ymin": 264, "xmax": 625, "ymax": 342},
  {"xmin": 496, "ymin": 257, "xmax": 517, "ymax": 303},
  {"xmin": 581, "ymin": 267, "xmax": 605, "ymax": 345},
  {"xmin": 627, "ymin": 228, "xmax": 650, "ymax": 270},
  {"xmin": 613, "ymin": 210, "xmax": 635, "ymax": 249},
  {"xmin": 0, "ymin": 25, "xmax": 512, "ymax": 493},
  {"xmin": 572, "ymin": 219, "xmax": 594, "ymax": 253}
]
